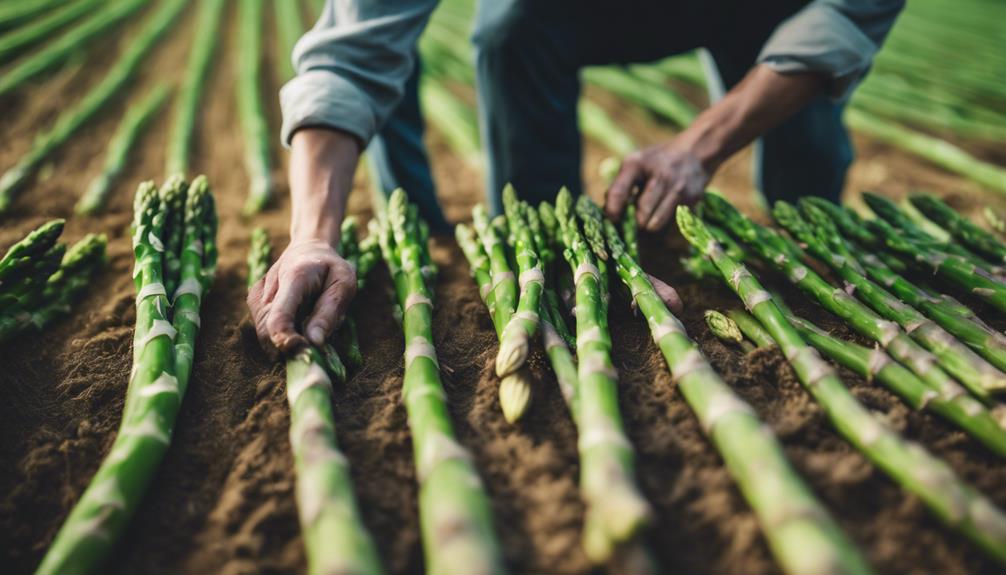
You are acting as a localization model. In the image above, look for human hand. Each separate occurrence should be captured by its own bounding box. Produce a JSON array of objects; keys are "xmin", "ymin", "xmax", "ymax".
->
[
  {"xmin": 604, "ymin": 142, "xmax": 711, "ymax": 232},
  {"xmin": 247, "ymin": 239, "xmax": 357, "ymax": 357}
]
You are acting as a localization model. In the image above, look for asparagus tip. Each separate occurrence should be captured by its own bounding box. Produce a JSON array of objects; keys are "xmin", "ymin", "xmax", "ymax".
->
[{"xmin": 499, "ymin": 372, "xmax": 532, "ymax": 423}]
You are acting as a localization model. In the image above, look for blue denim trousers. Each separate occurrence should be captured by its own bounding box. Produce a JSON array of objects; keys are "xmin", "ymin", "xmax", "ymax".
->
[{"xmin": 368, "ymin": 0, "xmax": 853, "ymax": 224}]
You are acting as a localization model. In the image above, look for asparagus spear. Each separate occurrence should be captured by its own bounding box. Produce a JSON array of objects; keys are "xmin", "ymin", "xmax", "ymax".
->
[
  {"xmin": 728, "ymin": 309, "xmax": 776, "ymax": 349},
  {"xmin": 772, "ymin": 293, "xmax": 1006, "ymax": 457},
  {"xmin": 78, "ymin": 85, "xmax": 171, "ymax": 215},
  {"xmin": 496, "ymin": 185, "xmax": 543, "ymax": 378},
  {"xmin": 382, "ymin": 190, "xmax": 504, "ymax": 575},
  {"xmin": 868, "ymin": 215, "xmax": 1006, "ymax": 313},
  {"xmin": 0, "ymin": 0, "xmax": 188, "ymax": 213},
  {"xmin": 910, "ymin": 193, "xmax": 1006, "ymax": 264},
  {"xmin": 247, "ymin": 226, "xmax": 382, "ymax": 574},
  {"xmin": 704, "ymin": 309, "xmax": 752, "ymax": 351},
  {"xmin": 608, "ymin": 216, "xmax": 873, "ymax": 575},
  {"xmin": 555, "ymin": 188, "xmax": 651, "ymax": 562},
  {"xmin": 704, "ymin": 196, "xmax": 1005, "ymax": 443},
  {"xmin": 165, "ymin": 0, "xmax": 225, "ymax": 177},
  {"xmin": 774, "ymin": 200, "xmax": 1006, "ymax": 399},
  {"xmin": 801, "ymin": 198, "xmax": 1006, "ymax": 375},
  {"xmin": 985, "ymin": 208, "xmax": 1006, "ymax": 235},
  {"xmin": 678, "ymin": 205, "xmax": 1006, "ymax": 565},
  {"xmin": 237, "ymin": 0, "xmax": 273, "ymax": 214},
  {"xmin": 247, "ymin": 227, "xmax": 271, "ymax": 288},
  {"xmin": 0, "ymin": 219, "xmax": 64, "ymax": 285},
  {"xmin": 471, "ymin": 203, "xmax": 527, "ymax": 420},
  {"xmin": 456, "ymin": 221, "xmax": 536, "ymax": 423},
  {"xmin": 38, "ymin": 176, "xmax": 217, "ymax": 573},
  {"xmin": 863, "ymin": 192, "xmax": 1002, "ymax": 275}
]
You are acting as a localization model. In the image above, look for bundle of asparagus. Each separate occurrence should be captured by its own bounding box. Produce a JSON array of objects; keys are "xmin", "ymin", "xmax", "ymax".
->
[
  {"xmin": 678, "ymin": 205, "xmax": 1006, "ymax": 564},
  {"xmin": 803, "ymin": 198, "xmax": 1006, "ymax": 375},
  {"xmin": 380, "ymin": 189, "xmax": 503, "ymax": 575},
  {"xmin": 603, "ymin": 209, "xmax": 871, "ymax": 573},
  {"xmin": 909, "ymin": 194, "xmax": 1006, "ymax": 264},
  {"xmin": 463, "ymin": 185, "xmax": 541, "ymax": 423},
  {"xmin": 38, "ymin": 176, "xmax": 217, "ymax": 574},
  {"xmin": 554, "ymin": 188, "xmax": 652, "ymax": 561},
  {"xmin": 0, "ymin": 219, "xmax": 106, "ymax": 343},
  {"xmin": 701, "ymin": 196, "xmax": 1006, "ymax": 454},
  {"xmin": 773, "ymin": 200, "xmax": 1006, "ymax": 399},
  {"xmin": 246, "ymin": 227, "xmax": 383, "ymax": 575}
]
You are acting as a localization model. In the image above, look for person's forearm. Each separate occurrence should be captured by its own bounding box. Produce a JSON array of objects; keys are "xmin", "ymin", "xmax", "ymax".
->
[
  {"xmin": 679, "ymin": 65, "xmax": 827, "ymax": 172},
  {"xmin": 288, "ymin": 127, "xmax": 362, "ymax": 247}
]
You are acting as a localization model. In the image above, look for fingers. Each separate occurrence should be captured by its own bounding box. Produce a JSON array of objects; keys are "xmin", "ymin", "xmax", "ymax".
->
[
  {"xmin": 267, "ymin": 277, "xmax": 309, "ymax": 354},
  {"xmin": 635, "ymin": 175, "xmax": 669, "ymax": 229},
  {"xmin": 304, "ymin": 269, "xmax": 357, "ymax": 347},
  {"xmin": 643, "ymin": 183, "xmax": 683, "ymax": 231},
  {"xmin": 247, "ymin": 276, "xmax": 279, "ymax": 359},
  {"xmin": 647, "ymin": 273, "xmax": 684, "ymax": 314},
  {"xmin": 605, "ymin": 155, "xmax": 644, "ymax": 220}
]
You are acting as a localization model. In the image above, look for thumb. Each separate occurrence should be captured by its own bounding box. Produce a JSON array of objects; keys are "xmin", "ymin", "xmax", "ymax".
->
[{"xmin": 304, "ymin": 270, "xmax": 357, "ymax": 347}]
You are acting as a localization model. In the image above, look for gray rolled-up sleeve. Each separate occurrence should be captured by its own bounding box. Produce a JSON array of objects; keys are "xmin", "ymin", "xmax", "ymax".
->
[
  {"xmin": 757, "ymin": 0, "xmax": 905, "ymax": 101},
  {"xmin": 280, "ymin": 0, "xmax": 438, "ymax": 147}
]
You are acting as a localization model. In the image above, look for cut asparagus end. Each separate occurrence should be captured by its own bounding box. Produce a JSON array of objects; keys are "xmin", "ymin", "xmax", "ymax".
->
[
  {"xmin": 499, "ymin": 372, "xmax": 532, "ymax": 423},
  {"xmin": 495, "ymin": 330, "xmax": 529, "ymax": 377}
]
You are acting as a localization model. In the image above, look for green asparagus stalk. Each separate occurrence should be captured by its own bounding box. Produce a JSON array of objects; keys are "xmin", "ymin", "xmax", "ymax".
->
[
  {"xmin": 985, "ymin": 208, "xmax": 1006, "ymax": 235},
  {"xmin": 245, "ymin": 220, "xmax": 379, "ymax": 574},
  {"xmin": 77, "ymin": 85, "xmax": 171, "ymax": 215},
  {"xmin": 772, "ymin": 293, "xmax": 1006, "ymax": 457},
  {"xmin": 868, "ymin": 215, "xmax": 1006, "ymax": 313},
  {"xmin": 910, "ymin": 193, "xmax": 1006, "ymax": 264},
  {"xmin": 273, "ymin": 0, "xmax": 303, "ymax": 82},
  {"xmin": 0, "ymin": 0, "xmax": 103, "ymax": 64},
  {"xmin": 708, "ymin": 195, "xmax": 989, "ymax": 406},
  {"xmin": 0, "ymin": 219, "xmax": 64, "ymax": 284},
  {"xmin": 0, "ymin": 0, "xmax": 146, "ymax": 97},
  {"xmin": 555, "ymin": 187, "xmax": 651, "ymax": 562},
  {"xmin": 678, "ymin": 205, "xmax": 1006, "ymax": 564},
  {"xmin": 863, "ymin": 192, "xmax": 1000, "ymax": 274},
  {"xmin": 0, "ymin": 0, "xmax": 65, "ymax": 29},
  {"xmin": 247, "ymin": 227, "xmax": 271, "ymax": 287},
  {"xmin": 285, "ymin": 346, "xmax": 383, "ymax": 575},
  {"xmin": 704, "ymin": 309, "xmax": 751, "ymax": 351},
  {"xmin": 846, "ymin": 109, "xmax": 1006, "ymax": 195},
  {"xmin": 27, "ymin": 233, "xmax": 107, "ymax": 330},
  {"xmin": 727, "ymin": 309, "xmax": 776, "ymax": 349},
  {"xmin": 382, "ymin": 190, "xmax": 503, "ymax": 575},
  {"xmin": 237, "ymin": 0, "xmax": 273, "ymax": 214},
  {"xmin": 774, "ymin": 200, "xmax": 1006, "ymax": 399},
  {"xmin": 165, "ymin": 0, "xmax": 224, "ymax": 177},
  {"xmin": 0, "ymin": 0, "xmax": 187, "ymax": 213},
  {"xmin": 496, "ymin": 185, "xmax": 543, "ymax": 379},
  {"xmin": 800, "ymin": 198, "xmax": 1006, "ymax": 376},
  {"xmin": 608, "ymin": 217, "xmax": 873, "ymax": 575},
  {"xmin": 37, "ymin": 175, "xmax": 217, "ymax": 573}
]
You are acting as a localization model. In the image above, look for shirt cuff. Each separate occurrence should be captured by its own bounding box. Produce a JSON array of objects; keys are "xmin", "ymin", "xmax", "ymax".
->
[
  {"xmin": 757, "ymin": 7, "xmax": 877, "ymax": 102},
  {"xmin": 280, "ymin": 69, "xmax": 378, "ymax": 147}
]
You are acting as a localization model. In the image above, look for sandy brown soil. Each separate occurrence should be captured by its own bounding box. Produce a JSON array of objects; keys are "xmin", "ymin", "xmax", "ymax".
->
[{"xmin": 3, "ymin": 3, "xmax": 1006, "ymax": 575}]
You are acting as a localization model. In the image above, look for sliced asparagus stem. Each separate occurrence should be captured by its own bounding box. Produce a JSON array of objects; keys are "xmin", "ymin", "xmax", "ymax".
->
[{"xmin": 678, "ymin": 205, "xmax": 1006, "ymax": 565}]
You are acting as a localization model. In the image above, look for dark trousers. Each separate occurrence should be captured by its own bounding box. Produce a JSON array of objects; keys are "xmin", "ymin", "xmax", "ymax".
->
[{"xmin": 370, "ymin": 0, "xmax": 853, "ymax": 220}]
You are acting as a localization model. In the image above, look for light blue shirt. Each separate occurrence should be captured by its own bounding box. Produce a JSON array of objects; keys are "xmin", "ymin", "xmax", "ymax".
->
[{"xmin": 280, "ymin": 0, "xmax": 904, "ymax": 147}]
